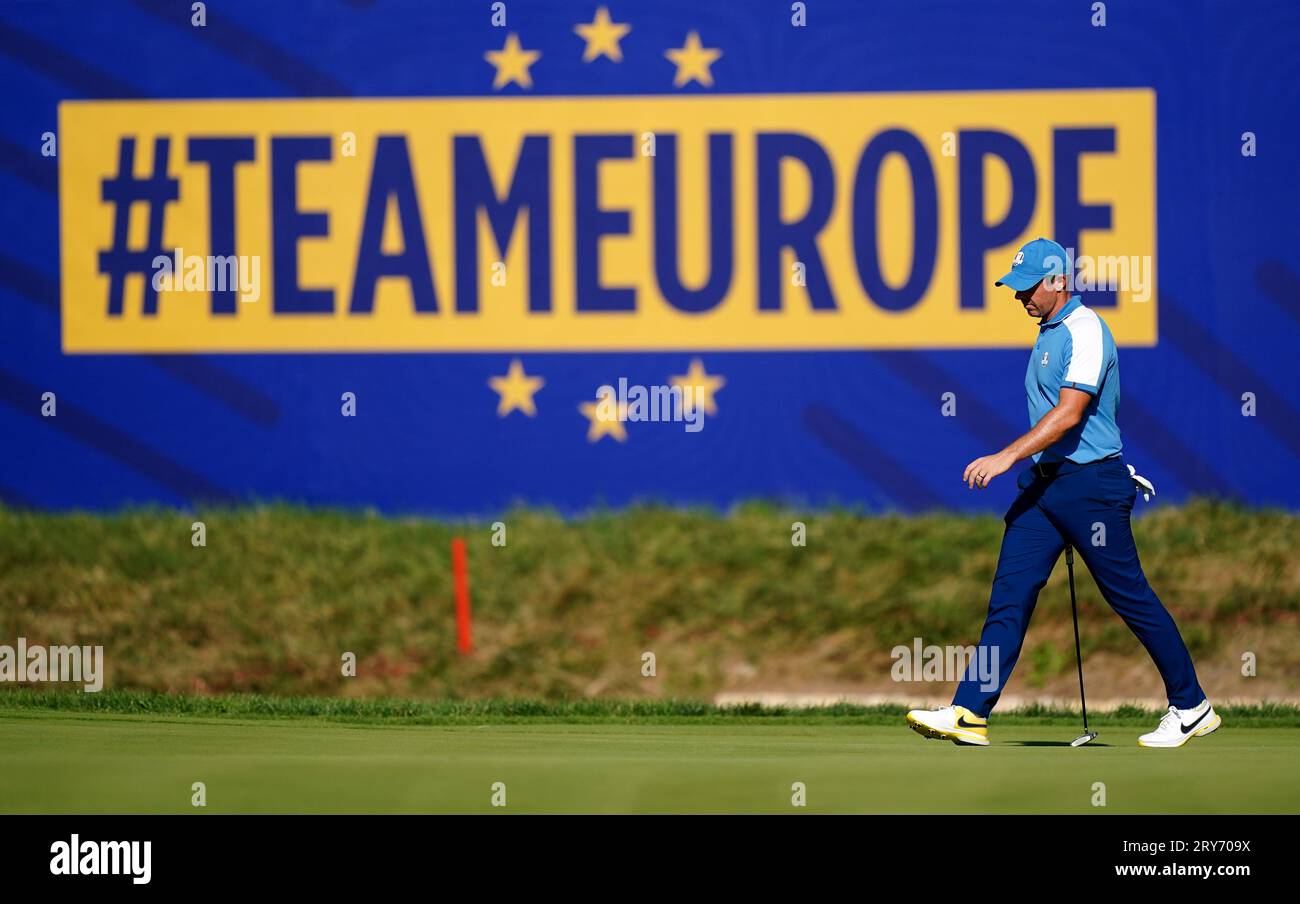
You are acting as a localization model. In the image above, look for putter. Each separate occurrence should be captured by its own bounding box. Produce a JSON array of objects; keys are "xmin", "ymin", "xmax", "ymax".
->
[{"xmin": 1065, "ymin": 546, "xmax": 1098, "ymax": 746}]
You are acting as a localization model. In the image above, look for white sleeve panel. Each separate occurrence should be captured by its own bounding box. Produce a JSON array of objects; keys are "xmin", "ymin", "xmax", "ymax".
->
[{"xmin": 1062, "ymin": 307, "xmax": 1103, "ymax": 387}]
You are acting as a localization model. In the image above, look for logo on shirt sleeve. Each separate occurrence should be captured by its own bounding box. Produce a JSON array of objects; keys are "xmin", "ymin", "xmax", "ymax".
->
[{"xmin": 1041, "ymin": 351, "xmax": 1050, "ymax": 366}]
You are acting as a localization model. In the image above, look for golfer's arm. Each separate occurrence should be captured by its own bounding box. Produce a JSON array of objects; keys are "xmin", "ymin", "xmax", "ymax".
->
[{"xmin": 997, "ymin": 388, "xmax": 1091, "ymax": 464}]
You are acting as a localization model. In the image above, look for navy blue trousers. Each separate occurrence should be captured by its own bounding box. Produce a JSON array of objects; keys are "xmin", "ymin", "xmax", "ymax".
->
[{"xmin": 952, "ymin": 456, "xmax": 1205, "ymax": 717}]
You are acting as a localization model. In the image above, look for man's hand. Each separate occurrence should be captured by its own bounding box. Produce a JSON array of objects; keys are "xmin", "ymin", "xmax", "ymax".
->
[
  {"xmin": 962, "ymin": 389, "xmax": 1090, "ymax": 490},
  {"xmin": 964, "ymin": 451, "xmax": 1015, "ymax": 489}
]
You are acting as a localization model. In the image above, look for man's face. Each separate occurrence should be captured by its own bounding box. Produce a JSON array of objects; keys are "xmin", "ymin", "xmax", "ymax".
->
[{"xmin": 1014, "ymin": 278, "xmax": 1060, "ymax": 320}]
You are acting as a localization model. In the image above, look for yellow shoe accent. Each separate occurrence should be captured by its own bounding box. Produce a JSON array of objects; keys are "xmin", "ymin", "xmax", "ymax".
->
[
  {"xmin": 906, "ymin": 705, "xmax": 990, "ymax": 746},
  {"xmin": 1137, "ymin": 707, "xmax": 1222, "ymax": 748},
  {"xmin": 1197, "ymin": 713, "xmax": 1223, "ymax": 736}
]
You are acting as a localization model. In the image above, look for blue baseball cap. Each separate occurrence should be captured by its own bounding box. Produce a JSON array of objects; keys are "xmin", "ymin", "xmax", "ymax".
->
[{"xmin": 995, "ymin": 237, "xmax": 1070, "ymax": 291}]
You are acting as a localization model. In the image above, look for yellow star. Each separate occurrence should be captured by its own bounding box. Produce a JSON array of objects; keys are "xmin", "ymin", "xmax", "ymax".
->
[
  {"xmin": 665, "ymin": 30, "xmax": 721, "ymax": 88},
  {"xmin": 489, "ymin": 359, "xmax": 545, "ymax": 417},
  {"xmin": 485, "ymin": 34, "xmax": 541, "ymax": 89},
  {"xmin": 580, "ymin": 398, "xmax": 628, "ymax": 443},
  {"xmin": 670, "ymin": 358, "xmax": 726, "ymax": 416},
  {"xmin": 575, "ymin": 6, "xmax": 631, "ymax": 62}
]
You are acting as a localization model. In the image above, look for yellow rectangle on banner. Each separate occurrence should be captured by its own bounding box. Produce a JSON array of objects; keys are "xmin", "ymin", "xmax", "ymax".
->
[{"xmin": 59, "ymin": 89, "xmax": 1155, "ymax": 353}]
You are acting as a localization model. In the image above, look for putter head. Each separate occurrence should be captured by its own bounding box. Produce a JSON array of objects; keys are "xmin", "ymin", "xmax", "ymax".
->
[{"xmin": 1070, "ymin": 731, "xmax": 1098, "ymax": 747}]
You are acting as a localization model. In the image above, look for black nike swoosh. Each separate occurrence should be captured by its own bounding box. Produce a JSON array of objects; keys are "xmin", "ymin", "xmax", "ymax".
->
[
  {"xmin": 957, "ymin": 717, "xmax": 986, "ymax": 729},
  {"xmin": 1180, "ymin": 710, "xmax": 1210, "ymax": 734}
]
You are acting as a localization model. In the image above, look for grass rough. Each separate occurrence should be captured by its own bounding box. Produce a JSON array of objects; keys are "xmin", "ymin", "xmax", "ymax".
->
[{"xmin": 1, "ymin": 501, "xmax": 1296, "ymax": 699}]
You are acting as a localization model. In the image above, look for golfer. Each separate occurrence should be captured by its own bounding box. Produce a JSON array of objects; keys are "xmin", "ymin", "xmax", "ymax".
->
[{"xmin": 906, "ymin": 238, "xmax": 1220, "ymax": 748}]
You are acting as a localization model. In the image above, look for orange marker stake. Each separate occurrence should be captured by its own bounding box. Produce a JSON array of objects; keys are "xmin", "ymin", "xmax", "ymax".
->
[{"xmin": 452, "ymin": 537, "xmax": 473, "ymax": 654}]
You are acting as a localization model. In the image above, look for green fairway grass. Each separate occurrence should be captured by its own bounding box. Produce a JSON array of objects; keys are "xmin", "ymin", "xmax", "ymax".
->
[{"xmin": 3, "ymin": 702, "xmax": 1298, "ymax": 814}]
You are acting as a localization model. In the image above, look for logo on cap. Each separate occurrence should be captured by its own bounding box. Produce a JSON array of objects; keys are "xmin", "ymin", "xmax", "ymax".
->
[{"xmin": 1013, "ymin": 251, "xmax": 1024, "ymax": 267}]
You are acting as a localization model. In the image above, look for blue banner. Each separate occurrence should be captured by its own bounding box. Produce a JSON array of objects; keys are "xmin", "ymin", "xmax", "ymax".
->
[{"xmin": 2, "ymin": 0, "xmax": 1297, "ymax": 513}]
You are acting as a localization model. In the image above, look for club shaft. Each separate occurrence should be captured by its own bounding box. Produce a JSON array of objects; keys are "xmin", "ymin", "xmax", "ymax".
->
[{"xmin": 1066, "ymin": 546, "xmax": 1090, "ymax": 732}]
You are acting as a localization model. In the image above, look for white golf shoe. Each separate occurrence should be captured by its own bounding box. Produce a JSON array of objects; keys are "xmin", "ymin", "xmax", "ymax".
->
[
  {"xmin": 1137, "ymin": 699, "xmax": 1221, "ymax": 748},
  {"xmin": 906, "ymin": 704, "xmax": 989, "ymax": 746}
]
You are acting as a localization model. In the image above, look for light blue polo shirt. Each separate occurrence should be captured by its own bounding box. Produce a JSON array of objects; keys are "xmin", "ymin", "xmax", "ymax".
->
[{"xmin": 1026, "ymin": 296, "xmax": 1123, "ymax": 464}]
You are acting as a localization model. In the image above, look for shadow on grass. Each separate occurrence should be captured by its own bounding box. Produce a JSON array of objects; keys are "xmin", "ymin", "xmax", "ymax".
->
[{"xmin": 1008, "ymin": 740, "xmax": 1113, "ymax": 747}]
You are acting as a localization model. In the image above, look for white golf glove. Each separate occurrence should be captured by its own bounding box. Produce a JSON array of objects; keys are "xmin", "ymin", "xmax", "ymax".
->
[{"xmin": 1127, "ymin": 464, "xmax": 1155, "ymax": 502}]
